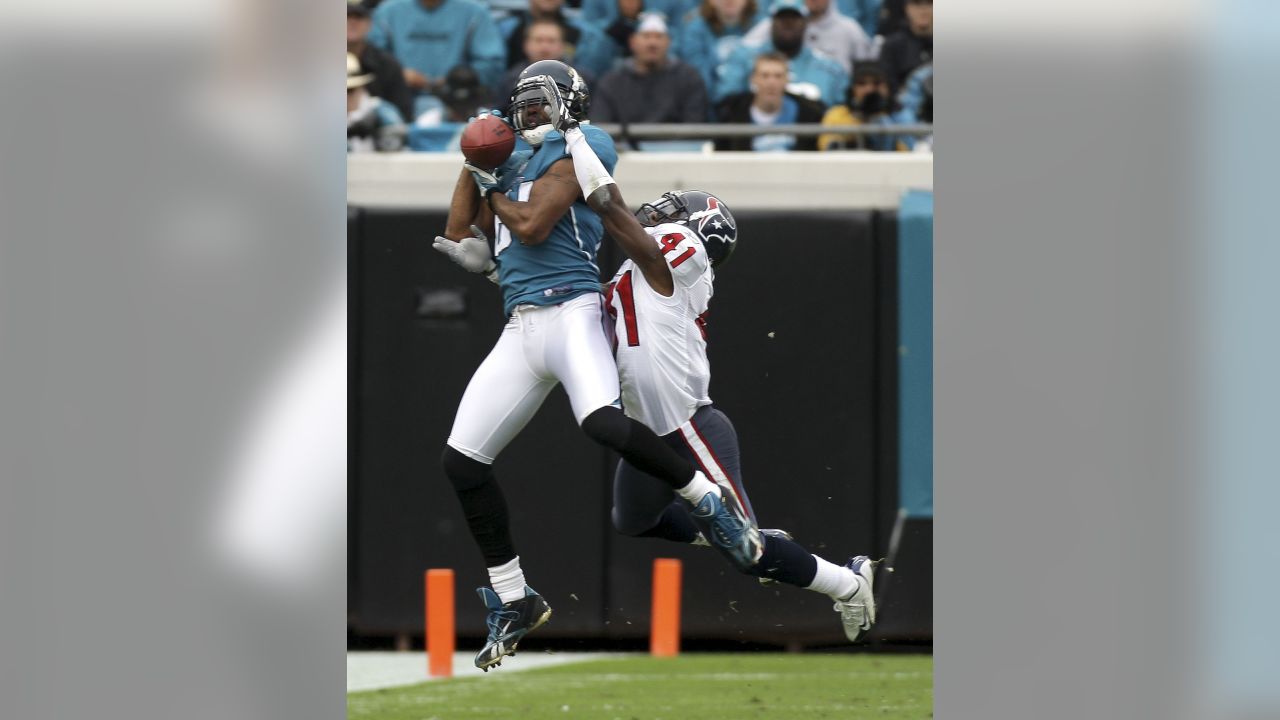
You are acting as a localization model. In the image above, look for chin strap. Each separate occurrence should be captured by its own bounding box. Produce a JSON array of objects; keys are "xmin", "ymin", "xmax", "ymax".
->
[{"xmin": 518, "ymin": 123, "xmax": 553, "ymax": 147}]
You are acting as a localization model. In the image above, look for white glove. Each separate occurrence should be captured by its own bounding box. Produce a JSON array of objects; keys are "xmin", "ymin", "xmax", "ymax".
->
[
  {"xmin": 539, "ymin": 76, "xmax": 579, "ymax": 134},
  {"xmin": 433, "ymin": 225, "xmax": 496, "ymax": 276}
]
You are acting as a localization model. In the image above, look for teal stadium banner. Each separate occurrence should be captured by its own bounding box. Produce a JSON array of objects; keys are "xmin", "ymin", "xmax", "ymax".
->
[{"xmin": 899, "ymin": 190, "xmax": 933, "ymax": 518}]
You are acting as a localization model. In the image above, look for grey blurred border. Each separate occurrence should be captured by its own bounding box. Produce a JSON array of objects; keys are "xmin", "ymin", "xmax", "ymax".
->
[
  {"xmin": 0, "ymin": 2, "xmax": 347, "ymax": 719},
  {"xmin": 936, "ymin": 29, "xmax": 1196, "ymax": 720}
]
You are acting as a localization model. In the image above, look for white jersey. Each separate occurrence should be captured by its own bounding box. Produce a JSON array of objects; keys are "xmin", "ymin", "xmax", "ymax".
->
[{"xmin": 604, "ymin": 222, "xmax": 714, "ymax": 436}]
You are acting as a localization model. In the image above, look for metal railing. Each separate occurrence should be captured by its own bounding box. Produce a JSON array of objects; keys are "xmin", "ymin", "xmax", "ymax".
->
[{"xmin": 589, "ymin": 123, "xmax": 934, "ymax": 139}]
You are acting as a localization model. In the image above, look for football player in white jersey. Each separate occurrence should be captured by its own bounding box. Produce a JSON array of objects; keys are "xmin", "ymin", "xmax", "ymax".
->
[{"xmin": 540, "ymin": 78, "xmax": 881, "ymax": 642}]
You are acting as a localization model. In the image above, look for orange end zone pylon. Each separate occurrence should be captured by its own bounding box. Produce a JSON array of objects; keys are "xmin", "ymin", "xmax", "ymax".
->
[
  {"xmin": 650, "ymin": 558, "xmax": 682, "ymax": 657},
  {"xmin": 425, "ymin": 569, "xmax": 455, "ymax": 677}
]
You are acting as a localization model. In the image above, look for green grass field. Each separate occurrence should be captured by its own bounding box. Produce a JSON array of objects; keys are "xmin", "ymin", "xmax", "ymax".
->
[{"xmin": 348, "ymin": 653, "xmax": 932, "ymax": 720}]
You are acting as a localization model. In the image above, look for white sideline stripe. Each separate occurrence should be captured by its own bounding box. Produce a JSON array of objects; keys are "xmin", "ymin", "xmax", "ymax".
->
[
  {"xmin": 346, "ymin": 652, "xmax": 630, "ymax": 692},
  {"xmin": 568, "ymin": 206, "xmax": 599, "ymax": 274}
]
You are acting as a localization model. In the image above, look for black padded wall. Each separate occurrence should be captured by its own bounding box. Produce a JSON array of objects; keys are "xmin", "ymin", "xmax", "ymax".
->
[{"xmin": 348, "ymin": 207, "xmax": 924, "ymax": 644}]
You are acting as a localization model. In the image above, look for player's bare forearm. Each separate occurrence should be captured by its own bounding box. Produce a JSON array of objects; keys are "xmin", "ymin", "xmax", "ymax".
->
[
  {"xmin": 473, "ymin": 203, "xmax": 495, "ymax": 239},
  {"xmin": 445, "ymin": 167, "xmax": 482, "ymax": 240},
  {"xmin": 587, "ymin": 185, "xmax": 674, "ymax": 296},
  {"xmin": 490, "ymin": 159, "xmax": 580, "ymax": 245}
]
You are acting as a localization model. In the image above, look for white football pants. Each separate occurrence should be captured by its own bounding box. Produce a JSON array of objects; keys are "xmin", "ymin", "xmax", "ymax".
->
[{"xmin": 447, "ymin": 292, "xmax": 621, "ymax": 464}]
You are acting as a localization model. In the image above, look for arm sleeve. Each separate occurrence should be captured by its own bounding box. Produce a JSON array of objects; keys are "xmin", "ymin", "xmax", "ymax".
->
[{"xmin": 564, "ymin": 127, "xmax": 617, "ymax": 199}]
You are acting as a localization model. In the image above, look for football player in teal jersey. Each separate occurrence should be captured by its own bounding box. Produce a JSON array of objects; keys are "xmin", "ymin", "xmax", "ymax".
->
[{"xmin": 432, "ymin": 60, "xmax": 762, "ymax": 671}]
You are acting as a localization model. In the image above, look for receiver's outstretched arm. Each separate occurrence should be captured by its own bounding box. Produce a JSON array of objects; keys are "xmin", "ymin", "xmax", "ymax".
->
[{"xmin": 562, "ymin": 127, "xmax": 675, "ymax": 297}]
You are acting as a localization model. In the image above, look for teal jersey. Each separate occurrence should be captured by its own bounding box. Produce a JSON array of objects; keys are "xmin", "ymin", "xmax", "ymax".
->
[{"xmin": 493, "ymin": 124, "xmax": 618, "ymax": 316}]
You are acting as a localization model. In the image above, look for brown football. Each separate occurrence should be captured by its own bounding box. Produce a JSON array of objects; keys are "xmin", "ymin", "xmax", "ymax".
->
[{"xmin": 460, "ymin": 115, "xmax": 516, "ymax": 169}]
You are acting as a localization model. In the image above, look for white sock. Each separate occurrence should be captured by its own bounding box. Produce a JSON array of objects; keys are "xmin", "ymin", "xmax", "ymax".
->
[
  {"xmin": 675, "ymin": 470, "xmax": 718, "ymax": 505},
  {"xmin": 806, "ymin": 556, "xmax": 860, "ymax": 601},
  {"xmin": 488, "ymin": 557, "xmax": 526, "ymax": 604}
]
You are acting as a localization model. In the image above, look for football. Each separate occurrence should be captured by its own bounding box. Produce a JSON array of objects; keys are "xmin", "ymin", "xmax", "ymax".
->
[{"xmin": 460, "ymin": 115, "xmax": 516, "ymax": 170}]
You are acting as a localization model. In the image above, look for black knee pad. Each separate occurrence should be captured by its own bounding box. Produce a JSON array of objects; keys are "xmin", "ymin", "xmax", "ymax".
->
[
  {"xmin": 580, "ymin": 406, "xmax": 631, "ymax": 449},
  {"xmin": 441, "ymin": 446, "xmax": 493, "ymax": 491}
]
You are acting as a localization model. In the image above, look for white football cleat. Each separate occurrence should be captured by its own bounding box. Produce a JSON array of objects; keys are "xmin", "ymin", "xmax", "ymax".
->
[{"xmin": 834, "ymin": 555, "xmax": 880, "ymax": 643}]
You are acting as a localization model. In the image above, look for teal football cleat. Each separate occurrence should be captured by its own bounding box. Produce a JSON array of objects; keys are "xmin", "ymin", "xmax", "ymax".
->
[
  {"xmin": 690, "ymin": 478, "xmax": 763, "ymax": 569},
  {"xmin": 474, "ymin": 586, "xmax": 552, "ymax": 671}
]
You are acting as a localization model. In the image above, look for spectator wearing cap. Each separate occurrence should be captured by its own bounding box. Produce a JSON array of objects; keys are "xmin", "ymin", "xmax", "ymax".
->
[
  {"xmin": 878, "ymin": 0, "xmax": 930, "ymax": 94},
  {"xmin": 741, "ymin": 0, "xmax": 874, "ymax": 74},
  {"xmin": 497, "ymin": 0, "xmax": 618, "ymax": 78},
  {"xmin": 581, "ymin": 0, "xmax": 692, "ymax": 34},
  {"xmin": 593, "ymin": 14, "xmax": 708, "ymax": 123},
  {"xmin": 676, "ymin": 0, "xmax": 766, "ymax": 101},
  {"xmin": 348, "ymin": 1, "xmax": 414, "ymax": 120},
  {"xmin": 715, "ymin": 0, "xmax": 849, "ymax": 106},
  {"xmin": 368, "ymin": 0, "xmax": 505, "ymax": 97},
  {"xmin": 348, "ymin": 53, "xmax": 408, "ymax": 152},
  {"xmin": 818, "ymin": 59, "xmax": 899, "ymax": 150},
  {"xmin": 714, "ymin": 51, "xmax": 825, "ymax": 151},
  {"xmin": 496, "ymin": 20, "xmax": 598, "ymax": 104},
  {"xmin": 601, "ymin": 0, "xmax": 671, "ymax": 58}
]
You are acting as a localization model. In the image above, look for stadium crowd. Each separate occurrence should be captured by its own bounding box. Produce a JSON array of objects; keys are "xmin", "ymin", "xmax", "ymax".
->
[{"xmin": 347, "ymin": 0, "xmax": 932, "ymax": 153}]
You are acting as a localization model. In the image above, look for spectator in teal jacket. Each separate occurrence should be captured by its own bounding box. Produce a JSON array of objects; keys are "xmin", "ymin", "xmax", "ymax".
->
[
  {"xmin": 580, "ymin": 0, "xmax": 693, "ymax": 32},
  {"xmin": 741, "ymin": 0, "xmax": 881, "ymax": 41},
  {"xmin": 890, "ymin": 61, "xmax": 931, "ymax": 150},
  {"xmin": 368, "ymin": 0, "xmax": 506, "ymax": 96},
  {"xmin": 715, "ymin": 0, "xmax": 848, "ymax": 107},
  {"xmin": 676, "ymin": 0, "xmax": 764, "ymax": 101},
  {"xmin": 838, "ymin": 0, "xmax": 881, "ymax": 37},
  {"xmin": 497, "ymin": 0, "xmax": 618, "ymax": 78}
]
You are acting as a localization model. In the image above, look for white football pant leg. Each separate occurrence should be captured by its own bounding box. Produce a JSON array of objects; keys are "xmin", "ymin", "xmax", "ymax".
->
[
  {"xmin": 447, "ymin": 319, "xmax": 556, "ymax": 463},
  {"xmin": 546, "ymin": 294, "xmax": 622, "ymax": 425}
]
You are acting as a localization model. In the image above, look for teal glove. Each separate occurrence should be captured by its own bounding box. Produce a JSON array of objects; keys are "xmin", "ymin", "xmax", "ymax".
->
[{"xmin": 467, "ymin": 108, "xmax": 513, "ymax": 132}]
